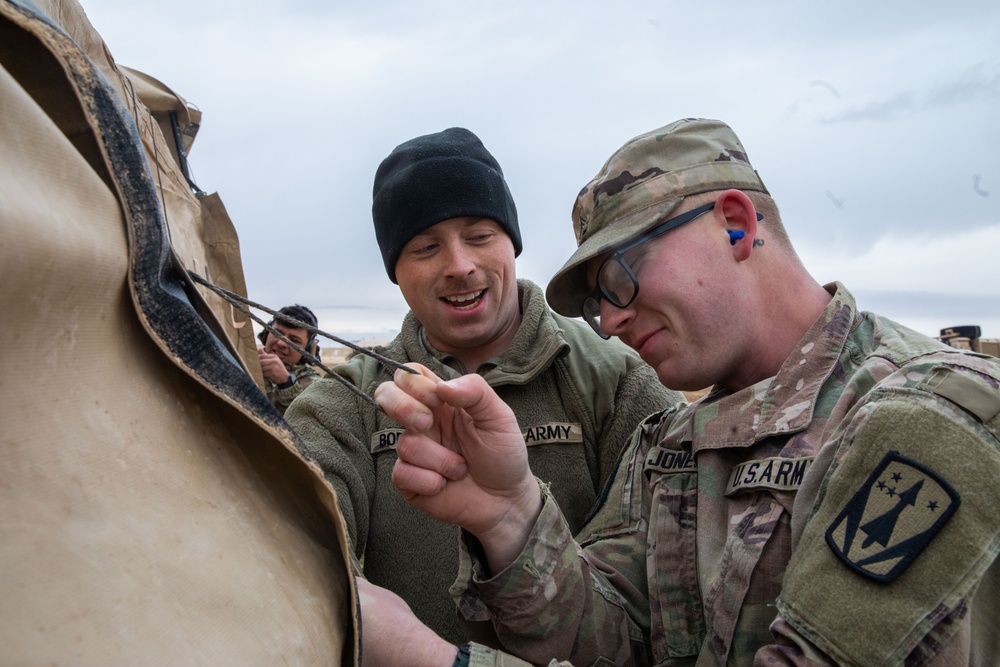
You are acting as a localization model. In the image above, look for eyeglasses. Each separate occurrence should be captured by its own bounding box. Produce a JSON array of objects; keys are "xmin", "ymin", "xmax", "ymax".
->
[{"xmin": 582, "ymin": 202, "xmax": 717, "ymax": 339}]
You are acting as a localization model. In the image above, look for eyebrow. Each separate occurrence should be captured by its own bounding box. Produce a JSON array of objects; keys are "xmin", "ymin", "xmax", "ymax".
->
[{"xmin": 276, "ymin": 326, "xmax": 306, "ymax": 340}]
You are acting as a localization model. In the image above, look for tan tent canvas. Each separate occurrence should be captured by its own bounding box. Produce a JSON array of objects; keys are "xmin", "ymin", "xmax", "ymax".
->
[{"xmin": 0, "ymin": 0, "xmax": 358, "ymax": 662}]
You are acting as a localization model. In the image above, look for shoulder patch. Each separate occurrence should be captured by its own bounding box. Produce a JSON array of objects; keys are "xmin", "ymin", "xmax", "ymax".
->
[
  {"xmin": 775, "ymin": 392, "xmax": 1000, "ymax": 666},
  {"xmin": 825, "ymin": 451, "xmax": 960, "ymax": 583}
]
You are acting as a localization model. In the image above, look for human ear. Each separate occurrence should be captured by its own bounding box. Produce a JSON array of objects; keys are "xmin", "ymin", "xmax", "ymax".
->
[{"xmin": 716, "ymin": 190, "xmax": 758, "ymax": 262}]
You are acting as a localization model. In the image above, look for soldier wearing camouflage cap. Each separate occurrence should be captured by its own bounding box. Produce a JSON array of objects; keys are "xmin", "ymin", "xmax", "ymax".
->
[
  {"xmin": 286, "ymin": 127, "xmax": 681, "ymax": 644},
  {"xmin": 359, "ymin": 118, "xmax": 1000, "ymax": 667}
]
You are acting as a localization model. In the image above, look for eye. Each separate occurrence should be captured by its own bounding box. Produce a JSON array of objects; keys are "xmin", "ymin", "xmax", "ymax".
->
[
  {"xmin": 466, "ymin": 231, "xmax": 495, "ymax": 244},
  {"xmin": 409, "ymin": 241, "xmax": 439, "ymax": 256}
]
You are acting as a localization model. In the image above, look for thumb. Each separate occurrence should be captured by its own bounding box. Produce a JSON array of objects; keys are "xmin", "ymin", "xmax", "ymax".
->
[{"xmin": 437, "ymin": 374, "xmax": 516, "ymax": 427}]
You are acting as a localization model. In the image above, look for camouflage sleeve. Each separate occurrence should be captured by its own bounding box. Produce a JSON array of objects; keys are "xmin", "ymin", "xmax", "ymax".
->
[
  {"xmin": 267, "ymin": 364, "xmax": 322, "ymax": 412},
  {"xmin": 765, "ymin": 361, "xmax": 1000, "ymax": 666},
  {"xmin": 455, "ymin": 441, "xmax": 656, "ymax": 667}
]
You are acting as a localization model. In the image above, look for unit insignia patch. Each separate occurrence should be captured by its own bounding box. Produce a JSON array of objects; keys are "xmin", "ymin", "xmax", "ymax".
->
[{"xmin": 825, "ymin": 451, "xmax": 960, "ymax": 583}]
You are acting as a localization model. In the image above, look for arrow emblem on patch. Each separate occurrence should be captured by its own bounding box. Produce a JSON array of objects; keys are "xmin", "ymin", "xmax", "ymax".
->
[{"xmin": 825, "ymin": 451, "xmax": 960, "ymax": 583}]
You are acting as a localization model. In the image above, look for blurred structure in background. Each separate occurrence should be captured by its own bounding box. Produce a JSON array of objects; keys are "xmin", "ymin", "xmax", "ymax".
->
[{"xmin": 939, "ymin": 325, "xmax": 1000, "ymax": 358}]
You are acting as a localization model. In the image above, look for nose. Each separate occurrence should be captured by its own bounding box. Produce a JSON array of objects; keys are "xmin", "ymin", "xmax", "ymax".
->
[
  {"xmin": 268, "ymin": 334, "xmax": 287, "ymax": 352},
  {"xmin": 599, "ymin": 297, "xmax": 633, "ymax": 340},
  {"xmin": 441, "ymin": 241, "xmax": 476, "ymax": 279}
]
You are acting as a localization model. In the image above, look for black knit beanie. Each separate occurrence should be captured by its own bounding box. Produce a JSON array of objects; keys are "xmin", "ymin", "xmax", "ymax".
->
[{"xmin": 372, "ymin": 127, "xmax": 522, "ymax": 283}]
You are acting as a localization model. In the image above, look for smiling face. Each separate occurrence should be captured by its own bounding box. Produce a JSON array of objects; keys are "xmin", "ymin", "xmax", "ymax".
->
[
  {"xmin": 395, "ymin": 216, "xmax": 521, "ymax": 369},
  {"xmin": 264, "ymin": 321, "xmax": 309, "ymax": 365},
  {"xmin": 588, "ymin": 203, "xmax": 754, "ymax": 392}
]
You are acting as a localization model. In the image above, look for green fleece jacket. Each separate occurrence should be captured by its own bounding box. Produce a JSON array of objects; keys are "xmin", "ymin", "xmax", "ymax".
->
[{"xmin": 286, "ymin": 280, "xmax": 681, "ymax": 643}]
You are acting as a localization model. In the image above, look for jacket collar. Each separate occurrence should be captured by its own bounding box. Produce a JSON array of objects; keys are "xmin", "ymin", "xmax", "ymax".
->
[
  {"xmin": 399, "ymin": 280, "xmax": 569, "ymax": 381},
  {"xmin": 687, "ymin": 282, "xmax": 859, "ymax": 452}
]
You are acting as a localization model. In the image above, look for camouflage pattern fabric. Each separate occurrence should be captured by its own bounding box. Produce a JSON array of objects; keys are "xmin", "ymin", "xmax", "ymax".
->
[
  {"xmin": 265, "ymin": 361, "xmax": 321, "ymax": 414},
  {"xmin": 546, "ymin": 118, "xmax": 769, "ymax": 317},
  {"xmin": 456, "ymin": 282, "xmax": 1000, "ymax": 667}
]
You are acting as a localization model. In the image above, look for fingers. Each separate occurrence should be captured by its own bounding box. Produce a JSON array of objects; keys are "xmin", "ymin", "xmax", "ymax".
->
[
  {"xmin": 374, "ymin": 364, "xmax": 442, "ymax": 431},
  {"xmin": 394, "ymin": 430, "xmax": 467, "ymax": 485},
  {"xmin": 258, "ymin": 353, "xmax": 283, "ymax": 381},
  {"xmin": 374, "ymin": 364, "xmax": 469, "ymax": 499},
  {"xmin": 394, "ymin": 364, "xmax": 445, "ymax": 409},
  {"xmin": 392, "ymin": 457, "xmax": 451, "ymax": 498},
  {"xmin": 381, "ymin": 364, "xmax": 515, "ymax": 425},
  {"xmin": 437, "ymin": 373, "xmax": 508, "ymax": 415},
  {"xmin": 374, "ymin": 380, "xmax": 433, "ymax": 433}
]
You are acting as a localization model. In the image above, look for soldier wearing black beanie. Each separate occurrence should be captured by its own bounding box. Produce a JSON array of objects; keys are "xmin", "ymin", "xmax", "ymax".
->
[
  {"xmin": 287, "ymin": 125, "xmax": 680, "ymax": 647},
  {"xmin": 372, "ymin": 127, "xmax": 522, "ymax": 283}
]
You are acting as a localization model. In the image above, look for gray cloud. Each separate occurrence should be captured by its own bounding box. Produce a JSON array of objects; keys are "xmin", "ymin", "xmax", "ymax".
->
[
  {"xmin": 79, "ymin": 0, "xmax": 1000, "ymax": 339},
  {"xmin": 820, "ymin": 64, "xmax": 1000, "ymax": 123}
]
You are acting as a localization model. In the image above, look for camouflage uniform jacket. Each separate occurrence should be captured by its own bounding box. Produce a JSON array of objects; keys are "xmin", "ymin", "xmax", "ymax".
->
[
  {"xmin": 264, "ymin": 361, "xmax": 320, "ymax": 415},
  {"xmin": 456, "ymin": 282, "xmax": 1000, "ymax": 667},
  {"xmin": 286, "ymin": 279, "xmax": 681, "ymax": 643}
]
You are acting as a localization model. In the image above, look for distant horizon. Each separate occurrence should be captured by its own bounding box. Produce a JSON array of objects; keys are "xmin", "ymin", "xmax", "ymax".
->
[{"xmin": 270, "ymin": 288, "xmax": 1000, "ymax": 351}]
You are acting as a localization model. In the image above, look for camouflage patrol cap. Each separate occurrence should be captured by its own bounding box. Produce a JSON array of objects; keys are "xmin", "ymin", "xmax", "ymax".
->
[{"xmin": 545, "ymin": 118, "xmax": 769, "ymax": 317}]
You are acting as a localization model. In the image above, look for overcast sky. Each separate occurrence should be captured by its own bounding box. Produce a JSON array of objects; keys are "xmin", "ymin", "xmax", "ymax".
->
[{"xmin": 77, "ymin": 0, "xmax": 999, "ymax": 344}]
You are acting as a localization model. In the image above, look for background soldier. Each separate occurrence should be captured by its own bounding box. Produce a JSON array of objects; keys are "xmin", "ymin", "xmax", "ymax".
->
[{"xmin": 258, "ymin": 304, "xmax": 322, "ymax": 415}]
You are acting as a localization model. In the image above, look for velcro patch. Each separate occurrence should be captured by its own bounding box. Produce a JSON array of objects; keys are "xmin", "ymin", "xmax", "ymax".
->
[
  {"xmin": 725, "ymin": 456, "xmax": 815, "ymax": 496},
  {"xmin": 826, "ymin": 451, "xmax": 960, "ymax": 583},
  {"xmin": 644, "ymin": 446, "xmax": 697, "ymax": 475},
  {"xmin": 522, "ymin": 422, "xmax": 582, "ymax": 446},
  {"xmin": 370, "ymin": 428, "xmax": 404, "ymax": 454},
  {"xmin": 371, "ymin": 422, "xmax": 583, "ymax": 453},
  {"xmin": 919, "ymin": 366, "xmax": 1000, "ymax": 424}
]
